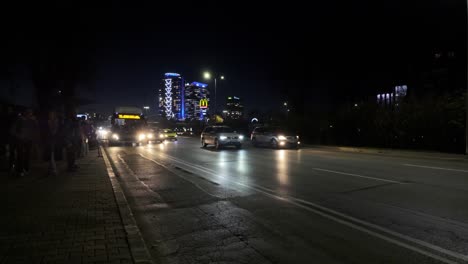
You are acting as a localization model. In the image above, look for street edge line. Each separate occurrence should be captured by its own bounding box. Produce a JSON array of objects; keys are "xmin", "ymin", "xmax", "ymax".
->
[{"xmin": 102, "ymin": 147, "xmax": 155, "ymax": 264}]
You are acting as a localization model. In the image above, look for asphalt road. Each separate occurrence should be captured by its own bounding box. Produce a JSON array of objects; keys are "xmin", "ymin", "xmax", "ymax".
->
[{"xmin": 104, "ymin": 137, "xmax": 468, "ymax": 264}]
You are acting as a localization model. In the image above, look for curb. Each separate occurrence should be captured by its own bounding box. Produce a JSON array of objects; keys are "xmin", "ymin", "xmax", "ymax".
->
[{"xmin": 101, "ymin": 146, "xmax": 154, "ymax": 264}]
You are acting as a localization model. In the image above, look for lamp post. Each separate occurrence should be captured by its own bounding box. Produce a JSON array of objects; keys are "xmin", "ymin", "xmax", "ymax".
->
[
  {"xmin": 143, "ymin": 106, "xmax": 150, "ymax": 116},
  {"xmin": 204, "ymin": 72, "xmax": 224, "ymax": 114}
]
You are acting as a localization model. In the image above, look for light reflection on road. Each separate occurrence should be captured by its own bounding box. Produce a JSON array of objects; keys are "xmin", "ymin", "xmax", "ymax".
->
[{"xmin": 276, "ymin": 150, "xmax": 289, "ymax": 188}]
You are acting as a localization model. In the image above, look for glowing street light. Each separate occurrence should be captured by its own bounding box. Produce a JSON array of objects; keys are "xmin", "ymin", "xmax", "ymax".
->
[{"xmin": 203, "ymin": 71, "xmax": 224, "ymax": 114}]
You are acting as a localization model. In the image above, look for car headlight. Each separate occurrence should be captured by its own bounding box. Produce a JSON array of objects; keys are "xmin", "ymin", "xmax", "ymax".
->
[
  {"xmin": 147, "ymin": 134, "xmax": 153, "ymax": 139},
  {"xmin": 175, "ymin": 134, "xmax": 178, "ymax": 137},
  {"xmin": 296, "ymin": 135, "xmax": 299, "ymax": 139},
  {"xmin": 219, "ymin": 136, "xmax": 227, "ymax": 140},
  {"xmin": 99, "ymin": 130, "xmax": 109, "ymax": 136},
  {"xmin": 239, "ymin": 135, "xmax": 244, "ymax": 140},
  {"xmin": 138, "ymin": 134, "xmax": 146, "ymax": 140},
  {"xmin": 159, "ymin": 134, "xmax": 165, "ymax": 138},
  {"xmin": 112, "ymin": 134, "xmax": 119, "ymax": 140},
  {"xmin": 278, "ymin": 135, "xmax": 287, "ymax": 140}
]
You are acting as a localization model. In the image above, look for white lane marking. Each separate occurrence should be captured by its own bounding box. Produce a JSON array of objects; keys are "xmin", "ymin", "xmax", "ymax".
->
[
  {"xmin": 140, "ymin": 152, "xmax": 468, "ymax": 264},
  {"xmin": 403, "ymin": 164, "xmax": 468, "ymax": 173},
  {"xmin": 313, "ymin": 168, "xmax": 404, "ymax": 184}
]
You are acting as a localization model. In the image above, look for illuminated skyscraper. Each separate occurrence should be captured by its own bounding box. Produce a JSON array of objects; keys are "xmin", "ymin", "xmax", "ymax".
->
[
  {"xmin": 222, "ymin": 96, "xmax": 244, "ymax": 120},
  {"xmin": 158, "ymin": 73, "xmax": 184, "ymax": 120},
  {"xmin": 184, "ymin": 82, "xmax": 210, "ymax": 120}
]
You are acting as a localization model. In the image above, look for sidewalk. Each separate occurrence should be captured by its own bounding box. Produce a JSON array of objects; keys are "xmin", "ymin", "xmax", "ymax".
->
[
  {"xmin": 305, "ymin": 145, "xmax": 467, "ymax": 160},
  {"xmin": 0, "ymin": 150, "xmax": 134, "ymax": 264}
]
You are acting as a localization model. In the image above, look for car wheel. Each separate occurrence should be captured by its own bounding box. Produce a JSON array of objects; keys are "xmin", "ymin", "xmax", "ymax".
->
[
  {"xmin": 201, "ymin": 138, "xmax": 207, "ymax": 148},
  {"xmin": 270, "ymin": 139, "xmax": 278, "ymax": 149}
]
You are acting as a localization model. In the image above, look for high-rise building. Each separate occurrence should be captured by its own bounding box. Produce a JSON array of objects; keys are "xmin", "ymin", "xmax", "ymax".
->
[
  {"xmin": 158, "ymin": 73, "xmax": 185, "ymax": 120},
  {"xmin": 184, "ymin": 82, "xmax": 210, "ymax": 121},
  {"xmin": 222, "ymin": 96, "xmax": 244, "ymax": 120}
]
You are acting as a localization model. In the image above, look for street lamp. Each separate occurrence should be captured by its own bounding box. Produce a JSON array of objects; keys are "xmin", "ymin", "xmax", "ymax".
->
[
  {"xmin": 143, "ymin": 106, "xmax": 150, "ymax": 115},
  {"xmin": 203, "ymin": 71, "xmax": 224, "ymax": 114}
]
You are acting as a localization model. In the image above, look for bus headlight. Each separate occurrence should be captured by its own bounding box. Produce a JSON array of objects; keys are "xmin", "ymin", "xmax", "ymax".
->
[
  {"xmin": 112, "ymin": 134, "xmax": 119, "ymax": 140},
  {"xmin": 147, "ymin": 134, "xmax": 153, "ymax": 139},
  {"xmin": 159, "ymin": 134, "xmax": 165, "ymax": 138},
  {"xmin": 138, "ymin": 134, "xmax": 146, "ymax": 141}
]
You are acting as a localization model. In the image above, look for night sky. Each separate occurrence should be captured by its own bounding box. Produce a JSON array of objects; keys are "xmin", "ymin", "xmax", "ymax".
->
[{"xmin": 2, "ymin": 1, "xmax": 465, "ymax": 114}]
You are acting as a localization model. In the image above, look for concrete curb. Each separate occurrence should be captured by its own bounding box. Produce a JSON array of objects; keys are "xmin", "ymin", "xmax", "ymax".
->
[{"xmin": 101, "ymin": 146, "xmax": 154, "ymax": 264}]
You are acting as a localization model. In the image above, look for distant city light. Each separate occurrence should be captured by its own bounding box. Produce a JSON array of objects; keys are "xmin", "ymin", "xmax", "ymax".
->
[
  {"xmin": 203, "ymin": 72, "xmax": 211, "ymax": 80},
  {"xmin": 284, "ymin": 102, "xmax": 287, "ymax": 106},
  {"xmin": 165, "ymin": 72, "xmax": 180, "ymax": 77},
  {"xmin": 354, "ymin": 103, "xmax": 358, "ymax": 107},
  {"xmin": 143, "ymin": 106, "xmax": 150, "ymax": 110},
  {"xmin": 191, "ymin": 82, "xmax": 208, "ymax": 88},
  {"xmin": 220, "ymin": 76, "xmax": 225, "ymax": 80}
]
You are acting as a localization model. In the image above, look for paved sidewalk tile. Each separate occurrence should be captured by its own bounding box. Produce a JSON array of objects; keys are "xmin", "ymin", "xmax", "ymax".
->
[{"xmin": 0, "ymin": 150, "xmax": 134, "ymax": 264}]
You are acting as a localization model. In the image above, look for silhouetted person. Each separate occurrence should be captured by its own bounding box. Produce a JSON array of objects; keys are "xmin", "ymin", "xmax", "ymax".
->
[
  {"xmin": 5, "ymin": 106, "xmax": 17, "ymax": 174},
  {"xmin": 13, "ymin": 109, "xmax": 38, "ymax": 177},
  {"xmin": 64, "ymin": 111, "xmax": 80, "ymax": 172},
  {"xmin": 46, "ymin": 110, "xmax": 59, "ymax": 176}
]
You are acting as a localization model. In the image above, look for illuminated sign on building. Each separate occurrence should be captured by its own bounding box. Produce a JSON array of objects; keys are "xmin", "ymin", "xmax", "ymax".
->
[
  {"xmin": 164, "ymin": 72, "xmax": 180, "ymax": 77},
  {"xmin": 191, "ymin": 82, "xmax": 208, "ymax": 88},
  {"xmin": 200, "ymin": 98, "xmax": 209, "ymax": 109},
  {"xmin": 117, "ymin": 114, "xmax": 141, "ymax": 120}
]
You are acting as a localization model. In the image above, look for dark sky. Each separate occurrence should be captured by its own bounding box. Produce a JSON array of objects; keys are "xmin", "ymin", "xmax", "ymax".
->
[{"xmin": 2, "ymin": 1, "xmax": 466, "ymax": 113}]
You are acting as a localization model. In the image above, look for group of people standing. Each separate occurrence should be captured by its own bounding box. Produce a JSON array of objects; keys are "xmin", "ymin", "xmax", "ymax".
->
[{"xmin": 1, "ymin": 106, "xmax": 95, "ymax": 177}]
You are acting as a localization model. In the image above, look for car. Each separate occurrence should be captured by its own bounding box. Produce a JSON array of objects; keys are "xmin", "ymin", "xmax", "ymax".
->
[
  {"xmin": 250, "ymin": 126, "xmax": 300, "ymax": 149},
  {"xmin": 159, "ymin": 129, "xmax": 178, "ymax": 141},
  {"xmin": 201, "ymin": 125, "xmax": 243, "ymax": 149}
]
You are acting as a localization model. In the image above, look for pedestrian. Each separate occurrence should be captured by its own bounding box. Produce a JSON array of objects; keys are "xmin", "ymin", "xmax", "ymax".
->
[
  {"xmin": 13, "ymin": 109, "xmax": 38, "ymax": 177},
  {"xmin": 64, "ymin": 111, "xmax": 80, "ymax": 172},
  {"xmin": 79, "ymin": 116, "xmax": 88, "ymax": 157},
  {"xmin": 46, "ymin": 110, "xmax": 59, "ymax": 176},
  {"xmin": 5, "ymin": 106, "xmax": 18, "ymax": 174}
]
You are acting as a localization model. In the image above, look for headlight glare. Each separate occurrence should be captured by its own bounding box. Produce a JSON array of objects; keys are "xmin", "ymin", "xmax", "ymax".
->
[{"xmin": 278, "ymin": 135, "xmax": 287, "ymax": 140}]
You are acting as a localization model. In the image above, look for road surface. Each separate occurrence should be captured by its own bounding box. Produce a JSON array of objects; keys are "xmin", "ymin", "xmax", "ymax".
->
[{"xmin": 103, "ymin": 137, "xmax": 468, "ymax": 264}]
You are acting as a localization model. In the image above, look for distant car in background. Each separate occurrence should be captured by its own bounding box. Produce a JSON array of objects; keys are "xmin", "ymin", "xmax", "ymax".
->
[
  {"xmin": 251, "ymin": 126, "xmax": 300, "ymax": 149},
  {"xmin": 160, "ymin": 129, "xmax": 178, "ymax": 141},
  {"xmin": 174, "ymin": 126, "xmax": 194, "ymax": 136}
]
